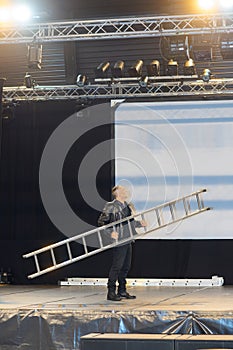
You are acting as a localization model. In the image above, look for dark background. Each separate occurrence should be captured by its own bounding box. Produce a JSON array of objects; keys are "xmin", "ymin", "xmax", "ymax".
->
[{"xmin": 0, "ymin": 0, "xmax": 233, "ymax": 285}]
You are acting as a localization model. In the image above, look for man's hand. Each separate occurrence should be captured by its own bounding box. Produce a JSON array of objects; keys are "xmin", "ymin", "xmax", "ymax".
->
[
  {"xmin": 140, "ymin": 220, "xmax": 147, "ymax": 227},
  {"xmin": 111, "ymin": 231, "xmax": 119, "ymax": 240}
]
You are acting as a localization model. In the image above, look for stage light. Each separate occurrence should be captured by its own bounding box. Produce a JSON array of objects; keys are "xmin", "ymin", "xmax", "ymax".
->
[
  {"xmin": 0, "ymin": 7, "xmax": 10, "ymax": 22},
  {"xmin": 76, "ymin": 74, "xmax": 87, "ymax": 87},
  {"xmin": 184, "ymin": 58, "xmax": 196, "ymax": 76},
  {"xmin": 95, "ymin": 61, "xmax": 110, "ymax": 78},
  {"xmin": 27, "ymin": 43, "xmax": 43, "ymax": 70},
  {"xmin": 147, "ymin": 60, "xmax": 160, "ymax": 76},
  {"xmin": 220, "ymin": 35, "xmax": 233, "ymax": 59},
  {"xmin": 139, "ymin": 75, "xmax": 149, "ymax": 87},
  {"xmin": 24, "ymin": 73, "xmax": 33, "ymax": 88},
  {"xmin": 112, "ymin": 60, "xmax": 125, "ymax": 78},
  {"xmin": 161, "ymin": 36, "xmax": 190, "ymax": 61},
  {"xmin": 202, "ymin": 69, "xmax": 212, "ymax": 82},
  {"xmin": 198, "ymin": 0, "xmax": 215, "ymax": 10},
  {"xmin": 12, "ymin": 5, "xmax": 32, "ymax": 22},
  {"xmin": 169, "ymin": 37, "xmax": 189, "ymax": 60},
  {"xmin": 191, "ymin": 35, "xmax": 213, "ymax": 62},
  {"xmin": 219, "ymin": 0, "xmax": 233, "ymax": 8},
  {"xmin": 167, "ymin": 59, "xmax": 178, "ymax": 76},
  {"xmin": 2, "ymin": 105, "xmax": 15, "ymax": 121},
  {"xmin": 0, "ymin": 5, "xmax": 32, "ymax": 23},
  {"xmin": 128, "ymin": 60, "xmax": 143, "ymax": 77}
]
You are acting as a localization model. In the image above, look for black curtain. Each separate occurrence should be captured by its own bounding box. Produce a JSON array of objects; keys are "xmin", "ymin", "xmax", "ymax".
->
[
  {"xmin": 0, "ymin": 78, "xmax": 5, "ymax": 162},
  {"xmin": 0, "ymin": 100, "xmax": 114, "ymax": 284}
]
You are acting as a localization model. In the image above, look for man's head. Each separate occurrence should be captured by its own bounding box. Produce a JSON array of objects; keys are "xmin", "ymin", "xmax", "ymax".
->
[{"xmin": 112, "ymin": 185, "xmax": 130, "ymax": 202}]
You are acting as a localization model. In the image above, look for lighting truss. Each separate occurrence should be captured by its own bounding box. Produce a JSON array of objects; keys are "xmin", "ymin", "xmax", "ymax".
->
[
  {"xmin": 0, "ymin": 13, "xmax": 233, "ymax": 44},
  {"xmin": 3, "ymin": 78, "xmax": 233, "ymax": 101}
]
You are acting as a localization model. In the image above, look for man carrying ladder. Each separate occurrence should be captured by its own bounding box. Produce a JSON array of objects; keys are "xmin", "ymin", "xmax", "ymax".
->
[
  {"xmin": 98, "ymin": 185, "xmax": 147, "ymax": 301},
  {"xmin": 23, "ymin": 188, "xmax": 210, "ymax": 281}
]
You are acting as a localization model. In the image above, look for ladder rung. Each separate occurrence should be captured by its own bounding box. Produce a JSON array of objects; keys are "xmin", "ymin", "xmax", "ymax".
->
[
  {"xmin": 183, "ymin": 198, "xmax": 190, "ymax": 215},
  {"xmin": 97, "ymin": 230, "xmax": 103, "ymax": 248},
  {"xmin": 127, "ymin": 219, "xmax": 134, "ymax": 238},
  {"xmin": 66, "ymin": 243, "xmax": 73, "ymax": 261},
  {"xmin": 141, "ymin": 213, "xmax": 147, "ymax": 233},
  {"xmin": 155, "ymin": 208, "xmax": 162, "ymax": 226},
  {"xmin": 34, "ymin": 255, "xmax": 40, "ymax": 273},
  {"xmin": 82, "ymin": 237, "xmax": 88, "ymax": 254},
  {"xmin": 50, "ymin": 249, "xmax": 56, "ymax": 266},
  {"xmin": 196, "ymin": 193, "xmax": 204, "ymax": 210},
  {"xmin": 169, "ymin": 204, "xmax": 176, "ymax": 220}
]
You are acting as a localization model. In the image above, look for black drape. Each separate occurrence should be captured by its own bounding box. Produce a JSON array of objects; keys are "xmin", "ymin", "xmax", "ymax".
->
[
  {"xmin": 0, "ymin": 78, "xmax": 5, "ymax": 161},
  {"xmin": 0, "ymin": 100, "xmax": 114, "ymax": 284}
]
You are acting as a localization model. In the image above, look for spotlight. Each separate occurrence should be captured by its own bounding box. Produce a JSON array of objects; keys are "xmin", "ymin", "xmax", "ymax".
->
[
  {"xmin": 128, "ymin": 60, "xmax": 143, "ymax": 77},
  {"xmin": 147, "ymin": 60, "xmax": 160, "ymax": 76},
  {"xmin": 95, "ymin": 61, "xmax": 110, "ymax": 78},
  {"xmin": 161, "ymin": 36, "xmax": 190, "ymax": 61},
  {"xmin": 197, "ymin": 0, "xmax": 215, "ymax": 10},
  {"xmin": 184, "ymin": 58, "xmax": 196, "ymax": 76},
  {"xmin": 0, "ymin": 5, "xmax": 32, "ymax": 23},
  {"xmin": 24, "ymin": 73, "xmax": 33, "ymax": 88},
  {"xmin": 170, "ymin": 37, "xmax": 189, "ymax": 60},
  {"xmin": 220, "ymin": 35, "xmax": 233, "ymax": 60},
  {"xmin": 202, "ymin": 69, "xmax": 212, "ymax": 82},
  {"xmin": 12, "ymin": 5, "xmax": 32, "ymax": 22},
  {"xmin": 0, "ymin": 7, "xmax": 10, "ymax": 22},
  {"xmin": 219, "ymin": 0, "xmax": 233, "ymax": 8},
  {"xmin": 167, "ymin": 59, "xmax": 178, "ymax": 76},
  {"xmin": 2, "ymin": 105, "xmax": 15, "ymax": 121},
  {"xmin": 191, "ymin": 35, "xmax": 213, "ymax": 62},
  {"xmin": 139, "ymin": 75, "xmax": 149, "ymax": 87},
  {"xmin": 27, "ymin": 43, "xmax": 43, "ymax": 70},
  {"xmin": 112, "ymin": 60, "xmax": 125, "ymax": 78},
  {"xmin": 76, "ymin": 74, "xmax": 87, "ymax": 87}
]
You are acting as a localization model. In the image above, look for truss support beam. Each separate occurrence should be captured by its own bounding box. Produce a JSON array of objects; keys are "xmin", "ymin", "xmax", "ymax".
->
[
  {"xmin": 0, "ymin": 13, "xmax": 233, "ymax": 44},
  {"xmin": 3, "ymin": 78, "xmax": 233, "ymax": 102}
]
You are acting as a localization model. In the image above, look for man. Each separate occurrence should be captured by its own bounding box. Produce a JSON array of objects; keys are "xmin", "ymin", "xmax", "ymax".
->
[{"xmin": 98, "ymin": 185, "xmax": 146, "ymax": 301}]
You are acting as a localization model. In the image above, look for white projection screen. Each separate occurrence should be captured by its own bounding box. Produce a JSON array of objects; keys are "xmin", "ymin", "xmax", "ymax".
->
[{"xmin": 115, "ymin": 100, "xmax": 233, "ymax": 239}]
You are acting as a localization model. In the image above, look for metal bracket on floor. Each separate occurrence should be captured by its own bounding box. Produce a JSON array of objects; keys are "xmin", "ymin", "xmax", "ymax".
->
[{"xmin": 59, "ymin": 275, "xmax": 224, "ymax": 287}]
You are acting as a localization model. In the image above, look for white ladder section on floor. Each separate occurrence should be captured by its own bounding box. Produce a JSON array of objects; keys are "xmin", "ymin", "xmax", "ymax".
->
[{"xmin": 23, "ymin": 189, "xmax": 210, "ymax": 279}]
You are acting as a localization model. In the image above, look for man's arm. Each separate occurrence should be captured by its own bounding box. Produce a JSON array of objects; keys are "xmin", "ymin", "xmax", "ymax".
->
[
  {"xmin": 98, "ymin": 203, "xmax": 111, "ymax": 226},
  {"xmin": 98, "ymin": 203, "xmax": 119, "ymax": 240}
]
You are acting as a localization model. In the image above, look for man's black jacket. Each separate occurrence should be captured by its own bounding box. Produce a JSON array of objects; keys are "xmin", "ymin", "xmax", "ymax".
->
[{"xmin": 98, "ymin": 199, "xmax": 141, "ymax": 241}]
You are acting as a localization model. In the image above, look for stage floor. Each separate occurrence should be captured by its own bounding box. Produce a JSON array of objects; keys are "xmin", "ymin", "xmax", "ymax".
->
[
  {"xmin": 0, "ymin": 284, "xmax": 233, "ymax": 311},
  {"xmin": 1, "ymin": 284, "xmax": 233, "ymax": 349}
]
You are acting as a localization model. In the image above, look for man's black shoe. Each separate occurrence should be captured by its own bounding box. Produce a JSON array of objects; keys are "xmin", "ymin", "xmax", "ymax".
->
[
  {"xmin": 118, "ymin": 291, "xmax": 136, "ymax": 299},
  {"xmin": 107, "ymin": 292, "xmax": 122, "ymax": 301}
]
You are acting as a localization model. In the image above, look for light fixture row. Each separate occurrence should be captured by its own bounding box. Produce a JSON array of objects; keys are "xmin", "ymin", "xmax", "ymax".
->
[
  {"xmin": 76, "ymin": 58, "xmax": 212, "ymax": 87},
  {"xmin": 93, "ymin": 59, "xmax": 198, "ymax": 80}
]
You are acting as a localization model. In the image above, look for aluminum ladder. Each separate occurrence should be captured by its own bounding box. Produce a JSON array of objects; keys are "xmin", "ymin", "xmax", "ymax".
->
[{"xmin": 23, "ymin": 189, "xmax": 210, "ymax": 279}]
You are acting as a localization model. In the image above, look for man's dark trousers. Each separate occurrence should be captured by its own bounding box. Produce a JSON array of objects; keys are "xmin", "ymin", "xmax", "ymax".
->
[{"xmin": 108, "ymin": 243, "xmax": 132, "ymax": 293}]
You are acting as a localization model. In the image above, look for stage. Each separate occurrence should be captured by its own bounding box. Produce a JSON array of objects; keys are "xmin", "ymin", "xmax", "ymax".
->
[{"xmin": 1, "ymin": 284, "xmax": 233, "ymax": 349}]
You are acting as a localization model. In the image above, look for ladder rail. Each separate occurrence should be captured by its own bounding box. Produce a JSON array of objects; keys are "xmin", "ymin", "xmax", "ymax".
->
[
  {"xmin": 23, "ymin": 188, "xmax": 210, "ymax": 279},
  {"xmin": 23, "ymin": 188, "xmax": 207, "ymax": 259}
]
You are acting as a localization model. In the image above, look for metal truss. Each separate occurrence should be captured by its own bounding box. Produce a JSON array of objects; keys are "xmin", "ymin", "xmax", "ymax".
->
[
  {"xmin": 3, "ymin": 78, "xmax": 233, "ymax": 102},
  {"xmin": 0, "ymin": 13, "xmax": 233, "ymax": 44}
]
